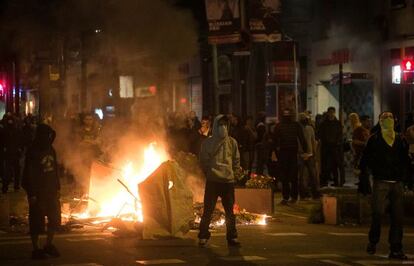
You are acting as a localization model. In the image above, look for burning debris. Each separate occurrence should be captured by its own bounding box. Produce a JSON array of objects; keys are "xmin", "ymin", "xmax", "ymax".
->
[
  {"xmin": 139, "ymin": 161, "xmax": 193, "ymax": 239},
  {"xmin": 60, "ymin": 145, "xmax": 269, "ymax": 238},
  {"xmin": 192, "ymin": 203, "xmax": 270, "ymax": 228}
]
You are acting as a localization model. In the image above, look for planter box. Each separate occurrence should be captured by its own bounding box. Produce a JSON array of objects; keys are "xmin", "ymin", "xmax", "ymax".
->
[
  {"xmin": 322, "ymin": 189, "xmax": 363, "ymax": 225},
  {"xmin": 235, "ymin": 188, "xmax": 274, "ymax": 214}
]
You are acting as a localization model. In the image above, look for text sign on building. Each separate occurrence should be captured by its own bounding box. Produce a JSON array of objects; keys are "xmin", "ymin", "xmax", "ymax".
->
[
  {"xmin": 248, "ymin": 0, "xmax": 282, "ymax": 42},
  {"xmin": 271, "ymin": 61, "xmax": 295, "ymax": 82},
  {"xmin": 205, "ymin": 0, "xmax": 241, "ymax": 44},
  {"xmin": 317, "ymin": 49, "xmax": 351, "ymax": 66}
]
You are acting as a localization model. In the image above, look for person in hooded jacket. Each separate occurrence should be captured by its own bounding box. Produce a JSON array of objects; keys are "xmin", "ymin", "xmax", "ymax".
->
[
  {"xmin": 198, "ymin": 115, "xmax": 241, "ymax": 247},
  {"xmin": 22, "ymin": 124, "xmax": 61, "ymax": 260}
]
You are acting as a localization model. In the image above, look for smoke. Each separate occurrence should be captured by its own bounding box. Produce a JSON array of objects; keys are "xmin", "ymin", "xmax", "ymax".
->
[
  {"xmin": 51, "ymin": 0, "xmax": 200, "ymax": 193},
  {"xmin": 186, "ymin": 175, "xmax": 205, "ymax": 203},
  {"xmin": 324, "ymin": 24, "xmax": 381, "ymax": 70}
]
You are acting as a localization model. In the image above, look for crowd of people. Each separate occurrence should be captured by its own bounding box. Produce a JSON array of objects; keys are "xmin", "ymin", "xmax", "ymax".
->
[{"xmin": 2, "ymin": 107, "xmax": 413, "ymax": 259}]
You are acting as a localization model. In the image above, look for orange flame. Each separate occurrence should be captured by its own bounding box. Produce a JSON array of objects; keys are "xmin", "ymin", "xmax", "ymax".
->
[{"xmin": 72, "ymin": 142, "xmax": 168, "ymax": 223}]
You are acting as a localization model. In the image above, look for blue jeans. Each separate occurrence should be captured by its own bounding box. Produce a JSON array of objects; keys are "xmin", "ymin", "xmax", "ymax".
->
[{"xmin": 369, "ymin": 181, "xmax": 404, "ymax": 252}]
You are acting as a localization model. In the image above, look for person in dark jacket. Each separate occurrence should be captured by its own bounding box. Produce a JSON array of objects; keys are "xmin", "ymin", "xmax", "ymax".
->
[
  {"xmin": 318, "ymin": 107, "xmax": 344, "ymax": 187},
  {"xmin": 2, "ymin": 114, "xmax": 23, "ymax": 193},
  {"xmin": 272, "ymin": 109, "xmax": 307, "ymax": 204},
  {"xmin": 359, "ymin": 111, "xmax": 411, "ymax": 260},
  {"xmin": 240, "ymin": 116, "xmax": 257, "ymax": 176},
  {"xmin": 229, "ymin": 115, "xmax": 244, "ymax": 150},
  {"xmin": 22, "ymin": 124, "xmax": 60, "ymax": 260},
  {"xmin": 188, "ymin": 111, "xmax": 201, "ymax": 132}
]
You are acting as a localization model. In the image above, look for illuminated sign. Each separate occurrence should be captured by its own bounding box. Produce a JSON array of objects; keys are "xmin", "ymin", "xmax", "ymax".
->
[{"xmin": 392, "ymin": 65, "xmax": 401, "ymax": 84}]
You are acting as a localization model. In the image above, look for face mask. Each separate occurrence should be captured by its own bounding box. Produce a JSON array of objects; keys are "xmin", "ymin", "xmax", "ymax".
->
[
  {"xmin": 380, "ymin": 118, "xmax": 394, "ymax": 131},
  {"xmin": 218, "ymin": 125, "xmax": 228, "ymax": 138}
]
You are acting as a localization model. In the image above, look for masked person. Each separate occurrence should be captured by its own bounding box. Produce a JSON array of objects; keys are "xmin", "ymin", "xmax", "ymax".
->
[
  {"xmin": 198, "ymin": 115, "xmax": 240, "ymax": 247},
  {"xmin": 272, "ymin": 109, "xmax": 307, "ymax": 204},
  {"xmin": 22, "ymin": 124, "xmax": 60, "ymax": 260},
  {"xmin": 359, "ymin": 111, "xmax": 411, "ymax": 260}
]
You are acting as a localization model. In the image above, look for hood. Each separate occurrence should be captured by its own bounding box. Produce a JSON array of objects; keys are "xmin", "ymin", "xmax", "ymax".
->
[
  {"xmin": 33, "ymin": 124, "xmax": 56, "ymax": 149},
  {"xmin": 212, "ymin": 114, "xmax": 228, "ymax": 138}
]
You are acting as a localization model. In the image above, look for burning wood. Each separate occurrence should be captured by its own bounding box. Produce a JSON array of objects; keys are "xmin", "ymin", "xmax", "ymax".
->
[{"xmin": 62, "ymin": 145, "xmax": 270, "ymax": 237}]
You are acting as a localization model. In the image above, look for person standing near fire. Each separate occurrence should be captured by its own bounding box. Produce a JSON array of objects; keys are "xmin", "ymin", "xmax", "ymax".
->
[
  {"xmin": 22, "ymin": 123, "xmax": 60, "ymax": 260},
  {"xmin": 198, "ymin": 114, "xmax": 241, "ymax": 247},
  {"xmin": 76, "ymin": 113, "xmax": 101, "ymax": 195},
  {"xmin": 358, "ymin": 111, "xmax": 412, "ymax": 260}
]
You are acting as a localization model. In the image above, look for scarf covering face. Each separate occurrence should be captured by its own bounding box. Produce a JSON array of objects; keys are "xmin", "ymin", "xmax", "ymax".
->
[{"xmin": 380, "ymin": 117, "xmax": 395, "ymax": 147}]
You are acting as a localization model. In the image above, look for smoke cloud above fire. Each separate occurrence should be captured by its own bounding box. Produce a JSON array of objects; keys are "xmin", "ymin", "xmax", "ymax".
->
[{"xmin": 50, "ymin": 0, "xmax": 204, "ymax": 201}]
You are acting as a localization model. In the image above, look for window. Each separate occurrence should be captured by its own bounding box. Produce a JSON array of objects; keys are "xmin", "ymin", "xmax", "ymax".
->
[
  {"xmin": 218, "ymin": 55, "xmax": 232, "ymax": 81},
  {"xmin": 119, "ymin": 76, "xmax": 134, "ymax": 98}
]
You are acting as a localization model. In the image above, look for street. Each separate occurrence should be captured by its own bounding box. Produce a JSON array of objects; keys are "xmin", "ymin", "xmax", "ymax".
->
[{"xmin": 1, "ymin": 213, "xmax": 414, "ymax": 266}]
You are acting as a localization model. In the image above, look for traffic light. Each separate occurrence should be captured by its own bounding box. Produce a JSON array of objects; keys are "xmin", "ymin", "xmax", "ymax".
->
[
  {"xmin": 402, "ymin": 59, "xmax": 414, "ymax": 83},
  {"xmin": 402, "ymin": 59, "xmax": 412, "ymax": 71},
  {"xmin": 0, "ymin": 82, "xmax": 4, "ymax": 98}
]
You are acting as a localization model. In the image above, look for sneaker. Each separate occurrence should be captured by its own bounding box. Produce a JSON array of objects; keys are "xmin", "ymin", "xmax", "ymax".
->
[
  {"xmin": 198, "ymin": 239, "xmax": 208, "ymax": 247},
  {"xmin": 43, "ymin": 244, "xmax": 60, "ymax": 257},
  {"xmin": 227, "ymin": 238, "xmax": 241, "ymax": 247},
  {"xmin": 366, "ymin": 243, "xmax": 376, "ymax": 255},
  {"xmin": 32, "ymin": 249, "xmax": 46, "ymax": 260},
  {"xmin": 389, "ymin": 250, "xmax": 408, "ymax": 260},
  {"xmin": 280, "ymin": 199, "xmax": 288, "ymax": 205}
]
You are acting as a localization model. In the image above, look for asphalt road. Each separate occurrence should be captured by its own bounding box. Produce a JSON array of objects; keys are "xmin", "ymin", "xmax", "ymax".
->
[{"xmin": 1, "ymin": 214, "xmax": 414, "ymax": 266}]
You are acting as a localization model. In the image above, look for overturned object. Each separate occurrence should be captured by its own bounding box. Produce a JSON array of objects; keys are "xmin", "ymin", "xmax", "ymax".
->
[{"xmin": 139, "ymin": 161, "xmax": 193, "ymax": 239}]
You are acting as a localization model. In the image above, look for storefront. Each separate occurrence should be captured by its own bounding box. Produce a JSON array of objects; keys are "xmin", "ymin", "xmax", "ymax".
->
[{"xmin": 307, "ymin": 38, "xmax": 381, "ymax": 123}]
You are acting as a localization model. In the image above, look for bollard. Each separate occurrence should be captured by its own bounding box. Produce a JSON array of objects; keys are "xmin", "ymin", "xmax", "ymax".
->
[{"xmin": 322, "ymin": 195, "xmax": 337, "ymax": 225}]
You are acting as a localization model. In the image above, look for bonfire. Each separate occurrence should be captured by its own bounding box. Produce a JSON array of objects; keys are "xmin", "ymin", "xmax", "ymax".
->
[{"xmin": 61, "ymin": 142, "xmax": 269, "ymax": 237}]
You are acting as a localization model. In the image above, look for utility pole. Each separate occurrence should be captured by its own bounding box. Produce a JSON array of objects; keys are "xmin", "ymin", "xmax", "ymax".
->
[
  {"xmin": 12, "ymin": 61, "xmax": 19, "ymax": 115},
  {"xmin": 58, "ymin": 35, "xmax": 66, "ymax": 116},
  {"xmin": 212, "ymin": 44, "xmax": 219, "ymax": 114},
  {"xmin": 293, "ymin": 42, "xmax": 299, "ymax": 119},
  {"xmin": 80, "ymin": 31, "xmax": 88, "ymax": 112},
  {"xmin": 338, "ymin": 63, "xmax": 343, "ymax": 123}
]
